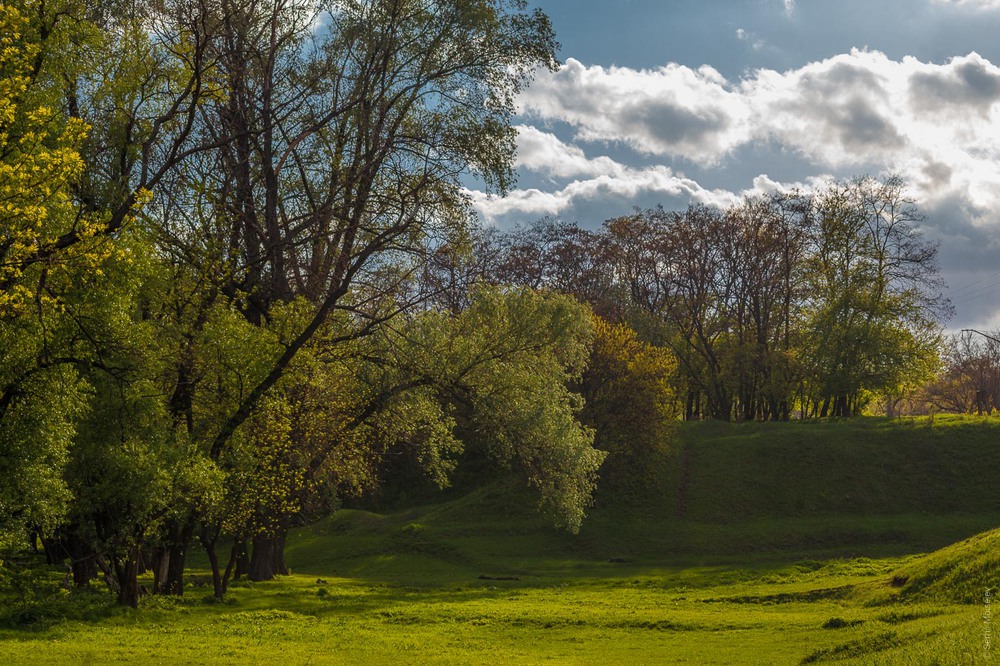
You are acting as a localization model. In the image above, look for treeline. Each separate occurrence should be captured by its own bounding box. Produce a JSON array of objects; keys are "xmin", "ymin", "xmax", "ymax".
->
[{"xmin": 456, "ymin": 176, "xmax": 947, "ymax": 421}]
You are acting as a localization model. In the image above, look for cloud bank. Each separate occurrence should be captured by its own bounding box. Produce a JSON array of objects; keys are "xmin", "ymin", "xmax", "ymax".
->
[{"xmin": 473, "ymin": 51, "xmax": 1000, "ymax": 231}]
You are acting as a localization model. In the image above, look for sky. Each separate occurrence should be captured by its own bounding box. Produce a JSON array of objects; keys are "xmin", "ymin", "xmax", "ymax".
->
[{"xmin": 465, "ymin": 0, "xmax": 1000, "ymax": 332}]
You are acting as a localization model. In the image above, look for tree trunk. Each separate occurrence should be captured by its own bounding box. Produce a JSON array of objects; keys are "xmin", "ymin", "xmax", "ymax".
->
[
  {"xmin": 202, "ymin": 536, "xmax": 223, "ymax": 600},
  {"xmin": 151, "ymin": 545, "xmax": 170, "ymax": 594},
  {"xmin": 836, "ymin": 394, "xmax": 849, "ymax": 417},
  {"xmin": 155, "ymin": 517, "xmax": 195, "ymax": 595},
  {"xmin": 64, "ymin": 530, "xmax": 98, "ymax": 588},
  {"xmin": 248, "ymin": 530, "xmax": 289, "ymax": 581},
  {"xmin": 221, "ymin": 540, "xmax": 243, "ymax": 596},
  {"xmin": 113, "ymin": 549, "xmax": 141, "ymax": 608},
  {"xmin": 198, "ymin": 526, "xmax": 238, "ymax": 600},
  {"xmin": 70, "ymin": 553, "xmax": 98, "ymax": 588},
  {"xmin": 40, "ymin": 535, "xmax": 62, "ymax": 566}
]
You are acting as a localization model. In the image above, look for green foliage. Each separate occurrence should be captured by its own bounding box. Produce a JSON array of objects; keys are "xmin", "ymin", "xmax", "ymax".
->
[
  {"xmin": 0, "ymin": 0, "xmax": 102, "ymax": 541},
  {"xmin": 579, "ymin": 316, "xmax": 678, "ymax": 498},
  {"xmin": 803, "ymin": 176, "xmax": 944, "ymax": 415},
  {"xmin": 393, "ymin": 287, "xmax": 604, "ymax": 532},
  {"xmin": 0, "ymin": 366, "xmax": 83, "ymax": 538},
  {"xmin": 0, "ymin": 0, "xmax": 93, "ymax": 315}
]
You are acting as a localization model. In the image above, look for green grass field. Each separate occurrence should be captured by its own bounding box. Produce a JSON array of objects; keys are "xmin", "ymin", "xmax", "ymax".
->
[{"xmin": 2, "ymin": 416, "xmax": 1000, "ymax": 664}]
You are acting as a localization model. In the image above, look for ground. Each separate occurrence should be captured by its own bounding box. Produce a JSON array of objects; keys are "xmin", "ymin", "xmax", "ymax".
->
[{"xmin": 1, "ymin": 416, "xmax": 998, "ymax": 664}]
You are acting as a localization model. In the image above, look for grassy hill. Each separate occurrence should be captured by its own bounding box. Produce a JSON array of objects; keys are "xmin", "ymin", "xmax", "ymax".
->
[
  {"xmin": 3, "ymin": 415, "xmax": 1000, "ymax": 663},
  {"xmin": 670, "ymin": 415, "xmax": 1000, "ymax": 520},
  {"xmin": 576, "ymin": 414, "xmax": 1000, "ymax": 559},
  {"xmin": 314, "ymin": 414, "xmax": 1000, "ymax": 574}
]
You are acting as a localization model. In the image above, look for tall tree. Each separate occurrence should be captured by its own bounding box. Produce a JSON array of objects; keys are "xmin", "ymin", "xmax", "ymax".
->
[
  {"xmin": 138, "ymin": 0, "xmax": 561, "ymax": 591},
  {"xmin": 144, "ymin": 0, "xmax": 559, "ymax": 456},
  {"xmin": 804, "ymin": 175, "xmax": 945, "ymax": 417},
  {"xmin": 0, "ymin": 0, "xmax": 98, "ymax": 541}
]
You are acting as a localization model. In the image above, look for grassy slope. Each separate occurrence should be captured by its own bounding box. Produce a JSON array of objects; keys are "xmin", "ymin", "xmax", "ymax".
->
[
  {"xmin": 600, "ymin": 414, "xmax": 1000, "ymax": 559},
  {"xmin": 676, "ymin": 415, "xmax": 1000, "ymax": 520},
  {"xmin": 2, "ymin": 415, "xmax": 1000, "ymax": 664},
  {"xmin": 891, "ymin": 527, "xmax": 1000, "ymax": 604}
]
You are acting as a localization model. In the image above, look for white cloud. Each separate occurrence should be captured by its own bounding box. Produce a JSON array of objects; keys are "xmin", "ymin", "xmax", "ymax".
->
[
  {"xmin": 470, "ymin": 130, "xmax": 741, "ymax": 222},
  {"xmin": 513, "ymin": 125, "xmax": 625, "ymax": 179},
  {"xmin": 518, "ymin": 58, "xmax": 752, "ymax": 164},
  {"xmin": 513, "ymin": 50, "xmax": 1000, "ymax": 217},
  {"xmin": 931, "ymin": 0, "xmax": 1000, "ymax": 9}
]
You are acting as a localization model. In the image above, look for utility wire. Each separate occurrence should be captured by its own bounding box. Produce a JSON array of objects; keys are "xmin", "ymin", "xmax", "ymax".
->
[
  {"xmin": 951, "ymin": 280, "xmax": 1000, "ymax": 306},
  {"xmin": 949, "ymin": 268, "xmax": 1000, "ymax": 296}
]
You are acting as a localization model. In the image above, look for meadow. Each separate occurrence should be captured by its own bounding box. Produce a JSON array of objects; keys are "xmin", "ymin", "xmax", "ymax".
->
[{"xmin": 2, "ymin": 416, "xmax": 999, "ymax": 664}]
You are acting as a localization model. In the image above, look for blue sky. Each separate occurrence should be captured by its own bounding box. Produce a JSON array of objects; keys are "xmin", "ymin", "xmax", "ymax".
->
[{"xmin": 466, "ymin": 0, "xmax": 1000, "ymax": 331}]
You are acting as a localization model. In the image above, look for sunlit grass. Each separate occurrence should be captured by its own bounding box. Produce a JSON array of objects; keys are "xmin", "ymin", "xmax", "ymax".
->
[
  {"xmin": 2, "ymin": 416, "xmax": 1000, "ymax": 663},
  {"xmin": 0, "ymin": 561, "xmax": 989, "ymax": 664}
]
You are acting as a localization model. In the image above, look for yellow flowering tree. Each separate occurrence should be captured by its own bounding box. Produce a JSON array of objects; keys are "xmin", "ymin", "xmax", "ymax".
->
[
  {"xmin": 0, "ymin": 0, "xmax": 94, "ymax": 542},
  {"xmin": 0, "ymin": 0, "xmax": 93, "ymax": 315}
]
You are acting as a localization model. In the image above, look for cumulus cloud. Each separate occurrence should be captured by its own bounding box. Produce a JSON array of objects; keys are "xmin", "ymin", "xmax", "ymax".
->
[
  {"xmin": 517, "ymin": 58, "xmax": 752, "ymax": 164},
  {"xmin": 746, "ymin": 53, "xmax": 908, "ymax": 166},
  {"xmin": 909, "ymin": 56, "xmax": 1000, "ymax": 116},
  {"xmin": 470, "ymin": 130, "xmax": 740, "ymax": 222},
  {"xmin": 514, "ymin": 50, "xmax": 1000, "ymax": 216},
  {"xmin": 513, "ymin": 125, "xmax": 624, "ymax": 179}
]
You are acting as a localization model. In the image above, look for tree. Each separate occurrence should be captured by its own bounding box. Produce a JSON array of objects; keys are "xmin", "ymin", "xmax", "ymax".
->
[
  {"xmin": 634, "ymin": 205, "xmax": 733, "ymax": 420},
  {"xmin": 0, "ymin": 0, "xmax": 220, "ymax": 571},
  {"xmin": 804, "ymin": 176, "xmax": 945, "ymax": 417},
  {"xmin": 55, "ymin": 0, "xmax": 563, "ymax": 596},
  {"xmin": 3, "ymin": 0, "xmax": 217, "ymax": 295},
  {"xmin": 578, "ymin": 316, "xmax": 677, "ymax": 499},
  {"xmin": 409, "ymin": 287, "xmax": 603, "ymax": 532},
  {"xmin": 485, "ymin": 218, "xmax": 617, "ymax": 317},
  {"xmin": 0, "ymin": 0, "xmax": 95, "ymax": 542},
  {"xmin": 718, "ymin": 194, "xmax": 812, "ymax": 421},
  {"xmin": 478, "ymin": 179, "xmax": 945, "ymax": 423},
  {"xmin": 919, "ymin": 331, "xmax": 1000, "ymax": 415},
  {"xmin": 135, "ymin": 0, "xmax": 558, "ymax": 451},
  {"xmin": 191, "ymin": 286, "xmax": 604, "ymax": 590}
]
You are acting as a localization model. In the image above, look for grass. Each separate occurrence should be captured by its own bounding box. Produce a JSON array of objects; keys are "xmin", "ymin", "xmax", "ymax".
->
[{"xmin": 2, "ymin": 415, "xmax": 1000, "ymax": 663}]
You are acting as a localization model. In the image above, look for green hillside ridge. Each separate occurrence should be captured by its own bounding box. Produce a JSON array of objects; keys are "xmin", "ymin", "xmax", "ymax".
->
[
  {"xmin": 280, "ymin": 415, "xmax": 1000, "ymax": 582},
  {"xmin": 889, "ymin": 528, "xmax": 1000, "ymax": 604},
  {"xmin": 670, "ymin": 415, "xmax": 1000, "ymax": 520},
  {"xmin": 4, "ymin": 415, "xmax": 1000, "ymax": 664}
]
